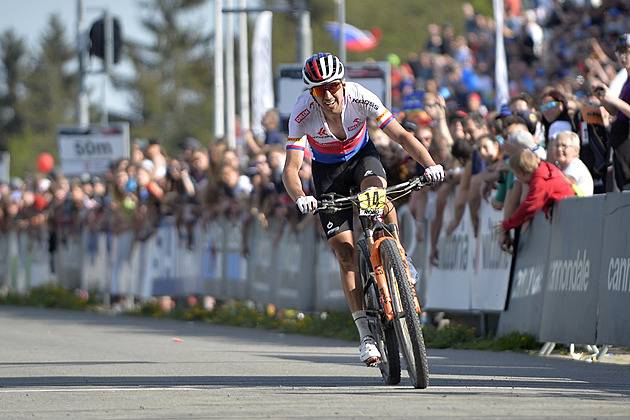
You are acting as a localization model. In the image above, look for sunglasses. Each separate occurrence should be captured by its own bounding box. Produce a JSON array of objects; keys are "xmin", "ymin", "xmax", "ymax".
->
[
  {"xmin": 540, "ymin": 101, "xmax": 560, "ymax": 112},
  {"xmin": 311, "ymin": 81, "xmax": 343, "ymax": 97}
]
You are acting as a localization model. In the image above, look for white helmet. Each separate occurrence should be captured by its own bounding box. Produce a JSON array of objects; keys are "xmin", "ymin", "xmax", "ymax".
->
[{"xmin": 302, "ymin": 53, "xmax": 345, "ymax": 88}]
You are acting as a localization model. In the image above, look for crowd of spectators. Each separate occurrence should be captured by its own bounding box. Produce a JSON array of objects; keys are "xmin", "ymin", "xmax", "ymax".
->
[{"xmin": 1, "ymin": 1, "xmax": 629, "ymax": 262}]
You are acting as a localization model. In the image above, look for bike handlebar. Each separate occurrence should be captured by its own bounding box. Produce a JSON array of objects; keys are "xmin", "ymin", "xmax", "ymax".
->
[{"xmin": 313, "ymin": 175, "xmax": 433, "ymax": 215}]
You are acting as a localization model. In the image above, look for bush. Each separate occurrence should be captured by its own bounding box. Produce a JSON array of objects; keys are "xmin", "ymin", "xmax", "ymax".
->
[{"xmin": 0, "ymin": 287, "xmax": 541, "ymax": 352}]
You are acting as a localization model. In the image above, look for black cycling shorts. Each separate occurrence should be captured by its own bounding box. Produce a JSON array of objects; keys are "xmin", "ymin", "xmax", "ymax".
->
[{"xmin": 312, "ymin": 140, "xmax": 387, "ymax": 239}]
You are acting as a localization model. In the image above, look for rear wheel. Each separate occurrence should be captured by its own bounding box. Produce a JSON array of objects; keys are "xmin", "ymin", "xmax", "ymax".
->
[
  {"xmin": 357, "ymin": 238, "xmax": 400, "ymax": 385},
  {"xmin": 379, "ymin": 238, "xmax": 429, "ymax": 389}
]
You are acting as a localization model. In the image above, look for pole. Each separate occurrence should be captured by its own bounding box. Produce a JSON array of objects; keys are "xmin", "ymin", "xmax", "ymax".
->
[
  {"xmin": 225, "ymin": 0, "xmax": 236, "ymax": 149},
  {"xmin": 295, "ymin": 0, "xmax": 312, "ymax": 64},
  {"xmin": 76, "ymin": 0, "xmax": 89, "ymax": 128},
  {"xmin": 102, "ymin": 9, "xmax": 112, "ymax": 125},
  {"xmin": 214, "ymin": 0, "xmax": 225, "ymax": 140},
  {"xmin": 337, "ymin": 0, "xmax": 346, "ymax": 63},
  {"xmin": 238, "ymin": 0, "xmax": 250, "ymax": 132}
]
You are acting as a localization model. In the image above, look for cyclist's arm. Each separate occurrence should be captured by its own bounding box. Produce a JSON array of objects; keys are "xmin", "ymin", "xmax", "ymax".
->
[
  {"xmin": 383, "ymin": 118, "xmax": 437, "ymax": 169},
  {"xmin": 282, "ymin": 148, "xmax": 308, "ymax": 202}
]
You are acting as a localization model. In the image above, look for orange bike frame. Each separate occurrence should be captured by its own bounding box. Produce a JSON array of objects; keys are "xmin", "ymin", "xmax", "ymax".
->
[{"xmin": 369, "ymin": 236, "xmax": 422, "ymax": 321}]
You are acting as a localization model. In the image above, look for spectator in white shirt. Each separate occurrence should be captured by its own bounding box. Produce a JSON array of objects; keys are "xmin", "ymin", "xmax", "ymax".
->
[{"xmin": 551, "ymin": 130, "xmax": 594, "ymax": 196}]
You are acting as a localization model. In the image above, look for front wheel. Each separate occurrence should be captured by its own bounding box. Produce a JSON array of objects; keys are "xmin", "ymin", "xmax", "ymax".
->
[
  {"xmin": 379, "ymin": 238, "xmax": 429, "ymax": 389},
  {"xmin": 357, "ymin": 238, "xmax": 400, "ymax": 385}
]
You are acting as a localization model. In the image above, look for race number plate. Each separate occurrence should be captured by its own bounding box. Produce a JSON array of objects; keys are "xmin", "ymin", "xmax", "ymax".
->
[{"xmin": 358, "ymin": 187, "xmax": 386, "ymax": 216}]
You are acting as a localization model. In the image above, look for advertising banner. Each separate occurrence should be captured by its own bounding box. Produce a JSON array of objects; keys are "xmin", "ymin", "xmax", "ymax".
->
[
  {"xmin": 538, "ymin": 196, "xmax": 604, "ymax": 344},
  {"xmin": 497, "ymin": 212, "xmax": 551, "ymax": 338},
  {"xmin": 596, "ymin": 193, "xmax": 630, "ymax": 346}
]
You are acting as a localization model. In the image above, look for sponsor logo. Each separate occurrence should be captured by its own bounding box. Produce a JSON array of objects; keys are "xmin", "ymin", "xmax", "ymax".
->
[
  {"xmin": 547, "ymin": 250, "xmax": 590, "ymax": 292},
  {"xmin": 295, "ymin": 109, "xmax": 310, "ymax": 123},
  {"xmin": 352, "ymin": 98, "xmax": 378, "ymax": 110},
  {"xmin": 364, "ymin": 170, "xmax": 375, "ymax": 177},
  {"xmin": 327, "ymin": 226, "xmax": 339, "ymax": 236},
  {"xmin": 376, "ymin": 111, "xmax": 389, "ymax": 123},
  {"xmin": 318, "ymin": 127, "xmax": 328, "ymax": 136},
  {"xmin": 326, "ymin": 221, "xmax": 339, "ymax": 236},
  {"xmin": 608, "ymin": 256, "xmax": 630, "ymax": 292},
  {"xmin": 348, "ymin": 118, "xmax": 363, "ymax": 132}
]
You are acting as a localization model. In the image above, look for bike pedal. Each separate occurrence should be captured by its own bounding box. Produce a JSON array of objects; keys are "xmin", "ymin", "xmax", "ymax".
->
[{"xmin": 365, "ymin": 357, "xmax": 381, "ymax": 367}]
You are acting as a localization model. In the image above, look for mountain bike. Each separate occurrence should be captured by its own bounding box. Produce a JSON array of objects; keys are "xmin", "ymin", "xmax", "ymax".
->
[{"xmin": 314, "ymin": 176, "xmax": 431, "ymax": 389}]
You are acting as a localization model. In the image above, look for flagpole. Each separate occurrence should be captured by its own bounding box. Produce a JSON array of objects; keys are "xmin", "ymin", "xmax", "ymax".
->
[
  {"xmin": 336, "ymin": 0, "xmax": 346, "ymax": 63},
  {"xmin": 493, "ymin": 0, "xmax": 509, "ymax": 111}
]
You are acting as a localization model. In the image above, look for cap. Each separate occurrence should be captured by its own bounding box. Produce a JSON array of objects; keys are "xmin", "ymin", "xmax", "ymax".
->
[
  {"xmin": 508, "ymin": 129, "xmax": 537, "ymax": 150},
  {"xmin": 548, "ymin": 120, "xmax": 572, "ymax": 141},
  {"xmin": 179, "ymin": 136, "xmax": 202, "ymax": 150},
  {"xmin": 468, "ymin": 92, "xmax": 481, "ymax": 103},
  {"xmin": 140, "ymin": 159, "xmax": 155, "ymax": 173},
  {"xmin": 616, "ymin": 33, "xmax": 630, "ymax": 52},
  {"xmin": 448, "ymin": 110, "xmax": 468, "ymax": 123},
  {"xmin": 516, "ymin": 110, "xmax": 538, "ymax": 134}
]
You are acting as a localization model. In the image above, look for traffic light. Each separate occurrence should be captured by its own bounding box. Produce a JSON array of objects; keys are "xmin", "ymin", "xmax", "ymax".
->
[{"xmin": 89, "ymin": 16, "xmax": 122, "ymax": 64}]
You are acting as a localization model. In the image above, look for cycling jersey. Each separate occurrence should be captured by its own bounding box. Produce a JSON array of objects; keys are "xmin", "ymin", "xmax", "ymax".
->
[{"xmin": 286, "ymin": 82, "xmax": 394, "ymax": 164}]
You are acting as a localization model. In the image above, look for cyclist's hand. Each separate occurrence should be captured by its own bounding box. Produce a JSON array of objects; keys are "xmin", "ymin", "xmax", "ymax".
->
[
  {"xmin": 424, "ymin": 164, "xmax": 445, "ymax": 182},
  {"xmin": 296, "ymin": 196, "xmax": 317, "ymax": 214}
]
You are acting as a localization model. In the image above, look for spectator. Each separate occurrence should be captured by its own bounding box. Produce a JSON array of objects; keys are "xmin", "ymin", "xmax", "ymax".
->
[
  {"xmin": 539, "ymin": 89, "xmax": 578, "ymax": 160},
  {"xmin": 577, "ymin": 93, "xmax": 612, "ymax": 192},
  {"xmin": 496, "ymin": 148, "xmax": 576, "ymax": 254},
  {"xmin": 591, "ymin": 33, "xmax": 630, "ymax": 191},
  {"xmin": 550, "ymin": 130, "xmax": 594, "ymax": 196}
]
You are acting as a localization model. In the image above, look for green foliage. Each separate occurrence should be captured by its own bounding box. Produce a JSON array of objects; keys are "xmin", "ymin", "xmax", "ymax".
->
[
  {"xmin": 0, "ymin": 285, "xmax": 88, "ymax": 310},
  {"xmin": 0, "ymin": 286, "xmax": 541, "ymax": 352},
  {"xmin": 272, "ymin": 0, "xmax": 472, "ymax": 65}
]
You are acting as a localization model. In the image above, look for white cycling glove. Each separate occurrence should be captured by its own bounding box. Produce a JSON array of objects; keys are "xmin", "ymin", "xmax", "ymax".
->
[
  {"xmin": 424, "ymin": 164, "xmax": 445, "ymax": 182},
  {"xmin": 296, "ymin": 196, "xmax": 318, "ymax": 214}
]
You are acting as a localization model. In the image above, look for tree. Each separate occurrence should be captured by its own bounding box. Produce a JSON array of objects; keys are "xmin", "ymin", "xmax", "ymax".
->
[
  {"xmin": 21, "ymin": 14, "xmax": 77, "ymax": 134},
  {"xmin": 0, "ymin": 29, "xmax": 27, "ymax": 150},
  {"xmin": 119, "ymin": 0, "xmax": 215, "ymax": 153},
  {"xmin": 5, "ymin": 15, "xmax": 77, "ymax": 176}
]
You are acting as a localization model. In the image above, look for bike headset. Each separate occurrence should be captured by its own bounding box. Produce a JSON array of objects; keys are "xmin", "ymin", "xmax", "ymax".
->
[{"xmin": 302, "ymin": 53, "xmax": 345, "ymax": 89}]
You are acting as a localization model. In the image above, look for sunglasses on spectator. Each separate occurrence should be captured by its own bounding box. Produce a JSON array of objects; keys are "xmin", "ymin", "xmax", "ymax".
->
[
  {"xmin": 311, "ymin": 81, "xmax": 343, "ymax": 97},
  {"xmin": 540, "ymin": 101, "xmax": 560, "ymax": 112}
]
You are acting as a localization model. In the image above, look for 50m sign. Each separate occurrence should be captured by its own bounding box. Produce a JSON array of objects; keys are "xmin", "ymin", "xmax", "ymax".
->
[{"xmin": 57, "ymin": 124, "xmax": 130, "ymax": 176}]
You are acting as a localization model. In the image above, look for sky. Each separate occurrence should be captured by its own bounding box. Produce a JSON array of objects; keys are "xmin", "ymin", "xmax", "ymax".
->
[{"xmin": 0, "ymin": 0, "xmax": 220, "ymax": 116}]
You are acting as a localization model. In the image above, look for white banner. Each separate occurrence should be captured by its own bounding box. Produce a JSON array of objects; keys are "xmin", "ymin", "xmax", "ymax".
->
[
  {"xmin": 0, "ymin": 151, "xmax": 9, "ymax": 183},
  {"xmin": 424, "ymin": 187, "xmax": 512, "ymax": 311},
  {"xmin": 493, "ymin": 0, "xmax": 509, "ymax": 111},
  {"xmin": 251, "ymin": 11, "xmax": 274, "ymax": 139},
  {"xmin": 57, "ymin": 123, "xmax": 130, "ymax": 176}
]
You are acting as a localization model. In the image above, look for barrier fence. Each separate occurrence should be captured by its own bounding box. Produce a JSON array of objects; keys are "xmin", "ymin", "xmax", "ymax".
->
[{"xmin": 1, "ymin": 191, "xmax": 629, "ymax": 348}]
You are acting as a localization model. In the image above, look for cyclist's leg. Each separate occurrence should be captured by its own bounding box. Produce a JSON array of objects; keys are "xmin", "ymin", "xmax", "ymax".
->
[
  {"xmin": 328, "ymin": 231, "xmax": 363, "ymax": 313},
  {"xmin": 354, "ymin": 141, "xmax": 397, "ymax": 226}
]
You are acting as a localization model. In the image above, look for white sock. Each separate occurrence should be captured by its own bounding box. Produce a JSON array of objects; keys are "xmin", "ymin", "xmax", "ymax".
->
[{"xmin": 352, "ymin": 310, "xmax": 372, "ymax": 340}]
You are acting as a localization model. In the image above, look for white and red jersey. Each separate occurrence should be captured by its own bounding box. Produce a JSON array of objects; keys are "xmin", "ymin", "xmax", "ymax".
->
[{"xmin": 286, "ymin": 82, "xmax": 394, "ymax": 164}]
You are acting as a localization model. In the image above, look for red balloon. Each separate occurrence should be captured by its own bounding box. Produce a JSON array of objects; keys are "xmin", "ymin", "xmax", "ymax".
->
[{"xmin": 37, "ymin": 152, "xmax": 54, "ymax": 173}]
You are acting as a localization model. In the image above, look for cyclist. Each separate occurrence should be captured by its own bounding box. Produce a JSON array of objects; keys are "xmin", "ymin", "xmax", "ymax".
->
[{"xmin": 282, "ymin": 53, "xmax": 444, "ymax": 365}]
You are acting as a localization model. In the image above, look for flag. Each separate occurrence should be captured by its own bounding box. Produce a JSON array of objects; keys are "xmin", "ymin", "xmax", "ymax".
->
[
  {"xmin": 251, "ymin": 11, "xmax": 274, "ymax": 140},
  {"xmin": 325, "ymin": 22, "xmax": 381, "ymax": 52},
  {"xmin": 493, "ymin": 0, "xmax": 510, "ymax": 111}
]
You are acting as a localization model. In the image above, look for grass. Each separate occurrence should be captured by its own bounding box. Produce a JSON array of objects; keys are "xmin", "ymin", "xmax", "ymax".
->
[{"xmin": 0, "ymin": 285, "xmax": 540, "ymax": 352}]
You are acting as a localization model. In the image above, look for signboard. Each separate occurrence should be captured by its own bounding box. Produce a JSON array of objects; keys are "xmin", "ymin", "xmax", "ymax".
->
[
  {"xmin": 57, "ymin": 123, "xmax": 130, "ymax": 176},
  {"xmin": 276, "ymin": 61, "xmax": 391, "ymax": 132},
  {"xmin": 0, "ymin": 151, "xmax": 9, "ymax": 183}
]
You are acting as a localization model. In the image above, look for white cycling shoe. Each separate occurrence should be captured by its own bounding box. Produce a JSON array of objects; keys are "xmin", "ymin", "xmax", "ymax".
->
[{"xmin": 359, "ymin": 336, "xmax": 381, "ymax": 366}]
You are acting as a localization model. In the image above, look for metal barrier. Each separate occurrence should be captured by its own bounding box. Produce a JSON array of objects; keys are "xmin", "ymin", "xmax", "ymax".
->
[{"xmin": 2, "ymin": 192, "xmax": 630, "ymax": 348}]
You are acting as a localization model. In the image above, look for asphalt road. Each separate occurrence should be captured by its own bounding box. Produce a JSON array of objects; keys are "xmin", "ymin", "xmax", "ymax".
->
[{"xmin": 1, "ymin": 306, "xmax": 629, "ymax": 419}]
